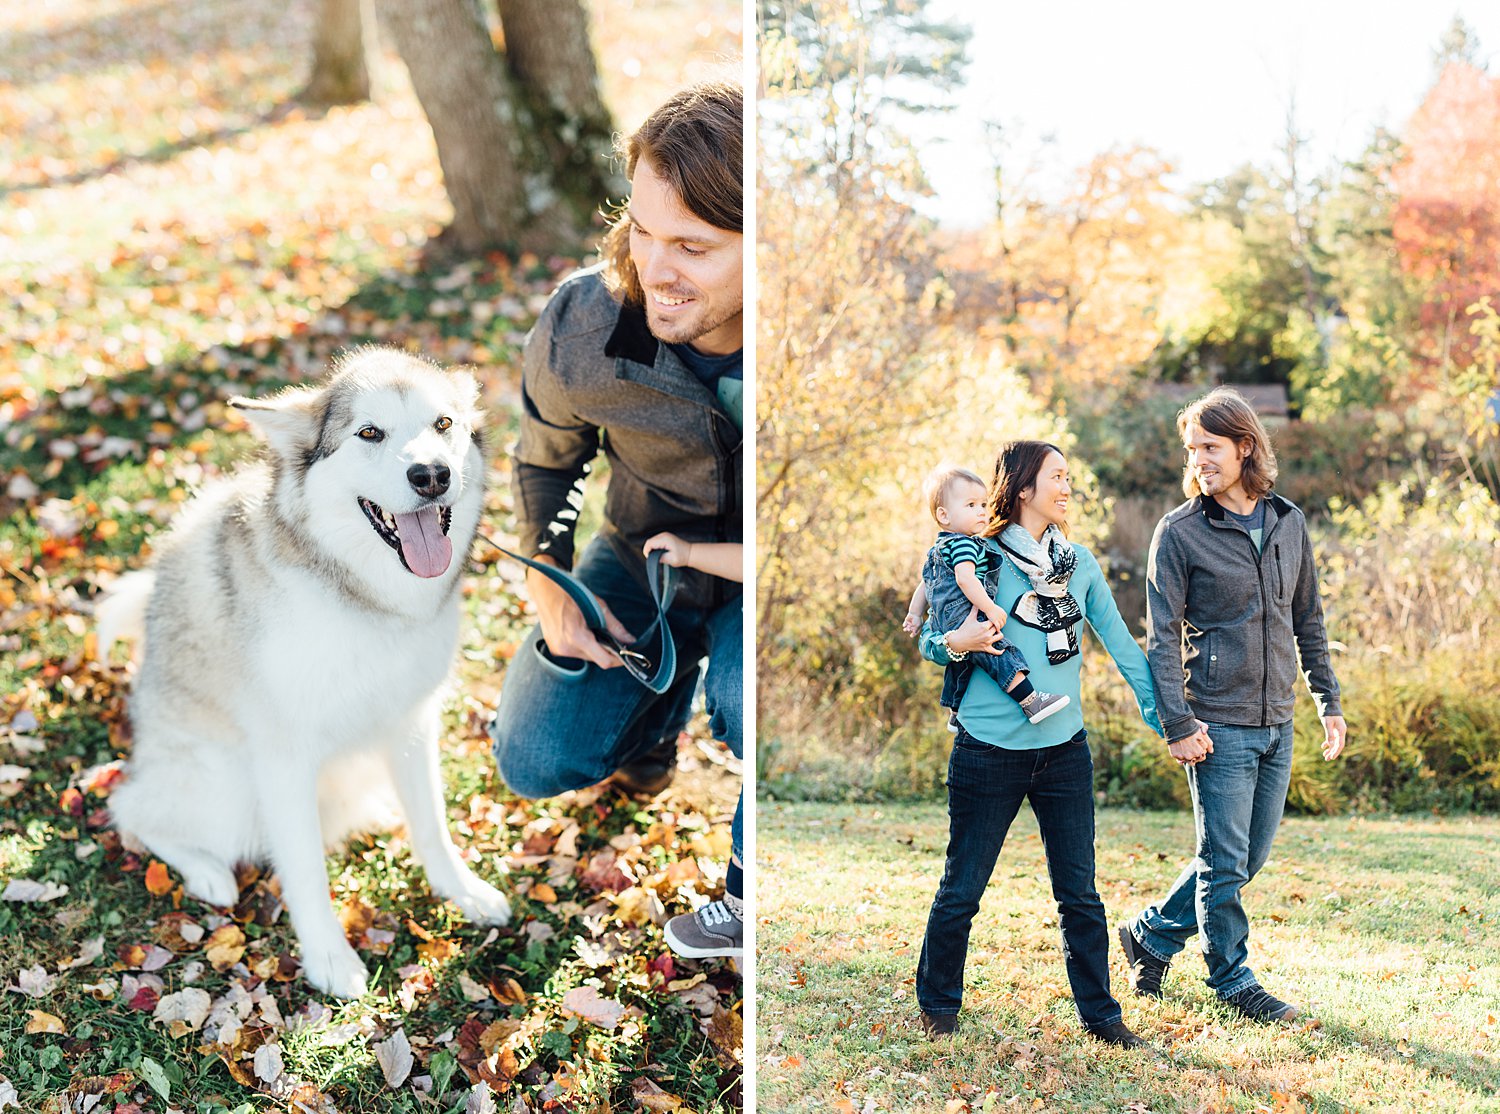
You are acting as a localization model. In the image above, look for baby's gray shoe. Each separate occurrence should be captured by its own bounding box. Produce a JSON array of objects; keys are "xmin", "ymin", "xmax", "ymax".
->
[{"xmin": 1021, "ymin": 690, "xmax": 1070, "ymax": 724}]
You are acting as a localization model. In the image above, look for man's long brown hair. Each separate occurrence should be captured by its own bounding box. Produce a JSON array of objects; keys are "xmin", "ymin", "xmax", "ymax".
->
[
  {"xmin": 600, "ymin": 81, "xmax": 743, "ymax": 307},
  {"xmin": 1178, "ymin": 388, "xmax": 1278, "ymax": 499},
  {"xmin": 983, "ymin": 440, "xmax": 1067, "ymax": 537}
]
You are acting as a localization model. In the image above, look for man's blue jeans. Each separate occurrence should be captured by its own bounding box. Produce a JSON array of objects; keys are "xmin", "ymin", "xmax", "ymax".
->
[
  {"xmin": 916, "ymin": 727, "xmax": 1122, "ymax": 1031},
  {"xmin": 1127, "ymin": 720, "xmax": 1294, "ymax": 997},
  {"xmin": 489, "ymin": 537, "xmax": 743, "ymax": 860}
]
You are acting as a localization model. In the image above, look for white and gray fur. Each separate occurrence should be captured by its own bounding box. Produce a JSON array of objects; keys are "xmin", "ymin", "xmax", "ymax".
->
[{"xmin": 98, "ymin": 347, "xmax": 510, "ymax": 999}]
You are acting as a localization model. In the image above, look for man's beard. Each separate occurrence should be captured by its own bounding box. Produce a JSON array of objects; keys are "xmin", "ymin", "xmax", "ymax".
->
[
  {"xmin": 644, "ymin": 291, "xmax": 743, "ymax": 348},
  {"xmin": 1197, "ymin": 470, "xmax": 1236, "ymax": 495}
]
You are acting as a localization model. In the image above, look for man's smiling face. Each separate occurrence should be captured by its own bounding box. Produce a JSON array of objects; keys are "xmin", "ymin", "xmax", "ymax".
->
[{"xmin": 628, "ymin": 156, "xmax": 744, "ymax": 355}]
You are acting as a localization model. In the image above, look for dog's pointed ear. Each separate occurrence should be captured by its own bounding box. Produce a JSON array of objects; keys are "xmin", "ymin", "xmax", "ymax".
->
[
  {"xmin": 230, "ymin": 386, "xmax": 324, "ymax": 453},
  {"xmin": 450, "ymin": 370, "xmax": 481, "ymax": 423}
]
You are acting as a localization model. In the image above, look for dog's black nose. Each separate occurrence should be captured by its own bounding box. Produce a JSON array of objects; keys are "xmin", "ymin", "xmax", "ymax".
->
[{"xmin": 407, "ymin": 462, "xmax": 450, "ymax": 497}]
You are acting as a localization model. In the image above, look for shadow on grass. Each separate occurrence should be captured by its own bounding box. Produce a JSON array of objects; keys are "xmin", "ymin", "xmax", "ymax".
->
[
  {"xmin": 1166, "ymin": 1015, "xmax": 1500, "ymax": 1111},
  {"xmin": 1321, "ymin": 1016, "xmax": 1500, "ymax": 1101},
  {"xmin": 0, "ymin": 254, "xmax": 544, "ymax": 516},
  {"xmin": 0, "ymin": 104, "xmax": 297, "ymax": 199}
]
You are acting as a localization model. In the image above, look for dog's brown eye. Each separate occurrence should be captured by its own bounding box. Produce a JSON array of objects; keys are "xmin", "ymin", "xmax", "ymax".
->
[
  {"xmin": 357, "ymin": 425, "xmax": 384, "ymax": 442},
  {"xmin": 434, "ymin": 416, "xmax": 452, "ymax": 433}
]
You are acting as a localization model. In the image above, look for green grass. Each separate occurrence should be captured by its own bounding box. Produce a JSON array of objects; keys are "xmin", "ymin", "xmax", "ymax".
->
[
  {"xmin": 0, "ymin": 1, "xmax": 743, "ymax": 1109},
  {"xmin": 757, "ymin": 801, "xmax": 1500, "ymax": 1112}
]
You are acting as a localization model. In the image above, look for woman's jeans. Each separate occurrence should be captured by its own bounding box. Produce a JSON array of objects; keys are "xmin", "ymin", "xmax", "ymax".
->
[
  {"xmin": 489, "ymin": 537, "xmax": 743, "ymax": 861},
  {"xmin": 1126, "ymin": 720, "xmax": 1293, "ymax": 997},
  {"xmin": 916, "ymin": 727, "xmax": 1121, "ymax": 1030}
]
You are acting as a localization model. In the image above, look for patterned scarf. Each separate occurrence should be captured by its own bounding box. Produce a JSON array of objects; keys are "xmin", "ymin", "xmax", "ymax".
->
[{"xmin": 997, "ymin": 523, "xmax": 1082, "ymax": 664}]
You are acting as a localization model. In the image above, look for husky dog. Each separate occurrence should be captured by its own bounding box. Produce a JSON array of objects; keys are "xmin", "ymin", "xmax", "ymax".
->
[{"xmin": 99, "ymin": 348, "xmax": 511, "ymax": 998}]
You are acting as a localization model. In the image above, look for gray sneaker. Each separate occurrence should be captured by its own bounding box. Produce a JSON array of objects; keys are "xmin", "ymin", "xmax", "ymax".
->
[
  {"xmin": 664, "ymin": 899, "xmax": 743, "ymax": 958},
  {"xmin": 1021, "ymin": 690, "xmax": 1071, "ymax": 724}
]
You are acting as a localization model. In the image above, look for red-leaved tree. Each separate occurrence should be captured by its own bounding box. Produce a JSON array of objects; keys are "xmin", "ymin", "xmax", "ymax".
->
[{"xmin": 1392, "ymin": 62, "xmax": 1500, "ymax": 374}]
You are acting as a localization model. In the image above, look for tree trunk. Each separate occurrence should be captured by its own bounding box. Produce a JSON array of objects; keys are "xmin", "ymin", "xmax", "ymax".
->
[
  {"xmin": 375, "ymin": 0, "xmax": 574, "ymax": 254},
  {"xmin": 300, "ymin": 0, "xmax": 379, "ymax": 107},
  {"xmin": 496, "ymin": 0, "xmax": 621, "ymax": 207}
]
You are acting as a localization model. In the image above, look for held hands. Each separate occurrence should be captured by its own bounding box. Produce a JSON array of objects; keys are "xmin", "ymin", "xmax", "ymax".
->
[
  {"xmin": 1168, "ymin": 720, "xmax": 1214, "ymax": 766},
  {"xmin": 526, "ymin": 559, "xmax": 635, "ymax": 670},
  {"xmin": 1321, "ymin": 715, "xmax": 1348, "ymax": 761}
]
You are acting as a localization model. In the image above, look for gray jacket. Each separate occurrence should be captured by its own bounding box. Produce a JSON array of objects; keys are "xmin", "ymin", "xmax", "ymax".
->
[
  {"xmin": 514, "ymin": 266, "xmax": 741, "ymax": 611},
  {"xmin": 1146, "ymin": 493, "xmax": 1342, "ymax": 741}
]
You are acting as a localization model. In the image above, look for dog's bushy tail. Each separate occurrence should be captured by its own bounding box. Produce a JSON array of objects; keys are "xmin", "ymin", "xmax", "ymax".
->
[{"xmin": 96, "ymin": 570, "xmax": 155, "ymax": 660}]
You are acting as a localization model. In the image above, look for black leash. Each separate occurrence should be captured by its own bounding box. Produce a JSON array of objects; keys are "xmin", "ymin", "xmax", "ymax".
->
[{"xmin": 474, "ymin": 533, "xmax": 679, "ymax": 693}]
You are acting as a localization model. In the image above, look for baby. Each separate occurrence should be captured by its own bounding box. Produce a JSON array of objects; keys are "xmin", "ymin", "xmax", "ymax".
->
[{"xmin": 903, "ymin": 466, "xmax": 1070, "ymax": 727}]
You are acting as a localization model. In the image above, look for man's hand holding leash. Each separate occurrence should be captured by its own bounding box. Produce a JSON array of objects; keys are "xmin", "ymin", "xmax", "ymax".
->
[{"xmin": 526, "ymin": 556, "xmax": 636, "ymax": 670}]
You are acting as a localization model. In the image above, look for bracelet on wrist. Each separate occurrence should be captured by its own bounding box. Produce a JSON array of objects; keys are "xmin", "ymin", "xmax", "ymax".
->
[{"xmin": 939, "ymin": 632, "xmax": 969, "ymax": 661}]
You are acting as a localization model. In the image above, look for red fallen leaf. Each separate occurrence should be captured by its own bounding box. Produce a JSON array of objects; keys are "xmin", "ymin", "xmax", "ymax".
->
[
  {"xmin": 454, "ymin": 1015, "xmax": 488, "ymax": 1072},
  {"xmin": 648, "ymin": 953, "xmax": 676, "ymax": 985},
  {"xmin": 578, "ymin": 849, "xmax": 631, "ymax": 894},
  {"xmin": 84, "ymin": 763, "xmax": 125, "ymax": 796},
  {"xmin": 126, "ymin": 985, "xmax": 159, "ymax": 1012},
  {"xmin": 85, "ymin": 808, "xmax": 111, "ymax": 830},
  {"xmin": 59, "ymin": 787, "xmax": 85, "ymax": 817},
  {"xmin": 118, "ymin": 943, "xmax": 147, "ymax": 966},
  {"xmin": 144, "ymin": 861, "xmax": 174, "ymax": 897},
  {"xmin": 64, "ymin": 1073, "xmax": 133, "ymax": 1096}
]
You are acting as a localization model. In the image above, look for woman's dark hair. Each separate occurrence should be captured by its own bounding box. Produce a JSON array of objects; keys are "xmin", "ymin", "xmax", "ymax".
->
[
  {"xmin": 600, "ymin": 81, "xmax": 743, "ymax": 307},
  {"xmin": 983, "ymin": 440, "xmax": 1066, "ymax": 537}
]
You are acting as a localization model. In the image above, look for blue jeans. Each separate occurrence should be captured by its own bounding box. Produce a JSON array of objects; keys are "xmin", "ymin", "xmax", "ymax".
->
[
  {"xmin": 1127, "ymin": 720, "xmax": 1293, "ymax": 996},
  {"xmin": 489, "ymin": 537, "xmax": 743, "ymax": 860},
  {"xmin": 916, "ymin": 727, "xmax": 1121, "ymax": 1031}
]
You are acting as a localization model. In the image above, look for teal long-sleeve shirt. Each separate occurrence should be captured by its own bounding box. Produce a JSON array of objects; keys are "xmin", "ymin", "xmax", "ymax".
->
[{"xmin": 920, "ymin": 540, "xmax": 1164, "ymax": 748}]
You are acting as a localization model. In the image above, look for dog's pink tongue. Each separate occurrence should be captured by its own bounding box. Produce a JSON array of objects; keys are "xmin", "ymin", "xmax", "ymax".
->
[{"xmin": 395, "ymin": 507, "xmax": 452, "ymax": 578}]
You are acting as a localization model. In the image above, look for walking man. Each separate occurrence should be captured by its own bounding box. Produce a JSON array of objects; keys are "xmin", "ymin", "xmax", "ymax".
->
[
  {"xmin": 1118, "ymin": 388, "xmax": 1346, "ymax": 1021},
  {"xmin": 489, "ymin": 81, "xmax": 744, "ymax": 957}
]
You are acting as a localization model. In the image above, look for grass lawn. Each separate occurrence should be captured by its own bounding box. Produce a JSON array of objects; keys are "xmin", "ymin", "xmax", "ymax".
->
[
  {"xmin": 1, "ymin": 1, "xmax": 742, "ymax": 1111},
  {"xmin": 757, "ymin": 801, "xmax": 1500, "ymax": 1113}
]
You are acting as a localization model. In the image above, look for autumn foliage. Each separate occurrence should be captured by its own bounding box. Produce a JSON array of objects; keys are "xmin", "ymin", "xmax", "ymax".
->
[{"xmin": 1392, "ymin": 62, "xmax": 1500, "ymax": 373}]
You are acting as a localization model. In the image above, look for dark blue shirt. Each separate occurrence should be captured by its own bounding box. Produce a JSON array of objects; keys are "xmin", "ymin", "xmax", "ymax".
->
[{"xmin": 669, "ymin": 343, "xmax": 742, "ymax": 431}]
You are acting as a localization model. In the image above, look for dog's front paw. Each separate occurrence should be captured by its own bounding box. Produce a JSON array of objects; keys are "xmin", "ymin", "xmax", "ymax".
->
[
  {"xmin": 448, "ymin": 879, "xmax": 512, "ymax": 927},
  {"xmin": 300, "ymin": 940, "xmax": 370, "ymax": 999}
]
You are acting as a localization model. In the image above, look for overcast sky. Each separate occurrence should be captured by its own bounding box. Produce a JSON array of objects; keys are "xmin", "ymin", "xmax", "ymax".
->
[{"xmin": 913, "ymin": 1, "xmax": 1500, "ymax": 225}]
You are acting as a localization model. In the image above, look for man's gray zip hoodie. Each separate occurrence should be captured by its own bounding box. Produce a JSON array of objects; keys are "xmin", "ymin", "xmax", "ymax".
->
[{"xmin": 1146, "ymin": 492, "xmax": 1342, "ymax": 742}]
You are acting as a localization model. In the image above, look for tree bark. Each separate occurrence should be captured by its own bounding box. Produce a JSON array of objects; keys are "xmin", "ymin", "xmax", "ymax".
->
[
  {"xmin": 300, "ymin": 0, "xmax": 379, "ymax": 107},
  {"xmin": 496, "ymin": 0, "xmax": 622, "ymax": 207},
  {"xmin": 375, "ymin": 0, "xmax": 573, "ymax": 254}
]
